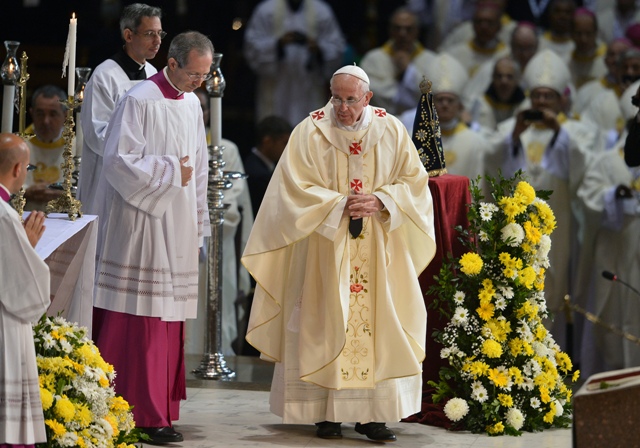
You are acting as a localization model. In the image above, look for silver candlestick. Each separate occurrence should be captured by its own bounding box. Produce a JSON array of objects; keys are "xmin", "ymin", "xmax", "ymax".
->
[{"xmin": 192, "ymin": 144, "xmax": 245, "ymax": 379}]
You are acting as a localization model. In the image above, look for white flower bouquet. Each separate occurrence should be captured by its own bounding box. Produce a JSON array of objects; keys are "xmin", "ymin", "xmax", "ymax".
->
[
  {"xmin": 428, "ymin": 171, "xmax": 579, "ymax": 436},
  {"xmin": 33, "ymin": 314, "xmax": 144, "ymax": 447}
]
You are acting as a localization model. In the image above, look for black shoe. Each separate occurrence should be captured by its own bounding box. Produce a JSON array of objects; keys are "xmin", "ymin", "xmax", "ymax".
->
[
  {"xmin": 355, "ymin": 422, "xmax": 397, "ymax": 442},
  {"xmin": 315, "ymin": 421, "xmax": 342, "ymax": 439},
  {"xmin": 139, "ymin": 426, "xmax": 184, "ymax": 445}
]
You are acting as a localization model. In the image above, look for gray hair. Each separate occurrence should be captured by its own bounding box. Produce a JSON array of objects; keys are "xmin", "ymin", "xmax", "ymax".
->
[
  {"xmin": 167, "ymin": 31, "xmax": 214, "ymax": 68},
  {"xmin": 329, "ymin": 76, "xmax": 370, "ymax": 96},
  {"xmin": 120, "ymin": 3, "xmax": 162, "ymax": 37},
  {"xmin": 30, "ymin": 84, "xmax": 67, "ymax": 112}
]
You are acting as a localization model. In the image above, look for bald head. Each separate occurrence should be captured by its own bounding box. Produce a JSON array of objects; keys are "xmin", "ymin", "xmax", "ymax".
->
[
  {"xmin": 0, "ymin": 133, "xmax": 30, "ymax": 194},
  {"xmin": 511, "ymin": 23, "xmax": 539, "ymax": 69}
]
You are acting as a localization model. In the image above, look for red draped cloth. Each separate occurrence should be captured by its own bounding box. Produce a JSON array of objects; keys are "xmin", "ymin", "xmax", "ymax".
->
[{"xmin": 404, "ymin": 174, "xmax": 471, "ymax": 427}]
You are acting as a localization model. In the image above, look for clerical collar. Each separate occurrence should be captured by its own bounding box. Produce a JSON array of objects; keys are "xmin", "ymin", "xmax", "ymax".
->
[
  {"xmin": 330, "ymin": 106, "xmax": 372, "ymax": 131},
  {"xmin": 110, "ymin": 47, "xmax": 147, "ymax": 81},
  {"xmin": 26, "ymin": 123, "xmax": 64, "ymax": 147},
  {"xmin": 440, "ymin": 118, "xmax": 460, "ymax": 132},
  {"xmin": 0, "ymin": 183, "xmax": 11, "ymax": 202},
  {"xmin": 149, "ymin": 68, "xmax": 184, "ymax": 100}
]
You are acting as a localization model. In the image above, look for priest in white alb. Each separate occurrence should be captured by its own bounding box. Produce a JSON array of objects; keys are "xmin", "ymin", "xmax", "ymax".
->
[
  {"xmin": 242, "ymin": 65, "xmax": 437, "ymax": 443},
  {"xmin": 91, "ymin": 32, "xmax": 212, "ymax": 445}
]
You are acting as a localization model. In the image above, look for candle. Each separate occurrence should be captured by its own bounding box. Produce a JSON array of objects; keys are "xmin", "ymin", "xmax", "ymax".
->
[{"xmin": 67, "ymin": 13, "xmax": 77, "ymax": 98}]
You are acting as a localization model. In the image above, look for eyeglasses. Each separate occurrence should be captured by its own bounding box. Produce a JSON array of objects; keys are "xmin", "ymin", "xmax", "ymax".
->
[
  {"xmin": 330, "ymin": 92, "xmax": 367, "ymax": 107},
  {"xmin": 133, "ymin": 30, "xmax": 167, "ymax": 40},
  {"xmin": 27, "ymin": 164, "xmax": 36, "ymax": 171},
  {"xmin": 183, "ymin": 71, "xmax": 213, "ymax": 82}
]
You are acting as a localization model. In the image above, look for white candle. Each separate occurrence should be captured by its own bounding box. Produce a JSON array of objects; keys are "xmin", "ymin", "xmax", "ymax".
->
[
  {"xmin": 67, "ymin": 13, "xmax": 77, "ymax": 98},
  {"xmin": 2, "ymin": 85, "xmax": 15, "ymax": 133}
]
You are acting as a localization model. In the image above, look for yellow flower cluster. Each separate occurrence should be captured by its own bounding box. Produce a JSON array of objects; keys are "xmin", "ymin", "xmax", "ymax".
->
[{"xmin": 460, "ymin": 252, "xmax": 483, "ymax": 276}]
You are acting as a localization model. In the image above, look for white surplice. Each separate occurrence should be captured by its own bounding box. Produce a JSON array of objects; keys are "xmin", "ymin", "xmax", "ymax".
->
[
  {"xmin": 0, "ymin": 198, "xmax": 50, "ymax": 445},
  {"xmin": 243, "ymin": 103, "xmax": 437, "ymax": 424},
  {"xmin": 78, "ymin": 59, "xmax": 157, "ymax": 215},
  {"xmin": 93, "ymin": 79, "xmax": 210, "ymax": 322}
]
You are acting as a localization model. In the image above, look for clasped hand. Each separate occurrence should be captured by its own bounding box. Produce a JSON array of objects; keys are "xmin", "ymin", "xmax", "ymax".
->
[
  {"xmin": 344, "ymin": 194, "xmax": 384, "ymax": 219},
  {"xmin": 180, "ymin": 156, "xmax": 193, "ymax": 187}
]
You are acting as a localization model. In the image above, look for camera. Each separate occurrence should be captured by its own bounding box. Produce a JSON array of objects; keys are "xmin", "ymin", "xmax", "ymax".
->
[{"xmin": 522, "ymin": 109, "xmax": 544, "ymax": 121}]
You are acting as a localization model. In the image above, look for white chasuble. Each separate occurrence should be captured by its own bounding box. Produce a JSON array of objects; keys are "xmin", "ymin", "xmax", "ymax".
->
[{"xmin": 243, "ymin": 103, "xmax": 437, "ymax": 423}]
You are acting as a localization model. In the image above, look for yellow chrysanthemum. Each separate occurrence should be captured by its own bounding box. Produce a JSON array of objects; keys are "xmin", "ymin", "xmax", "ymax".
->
[
  {"xmin": 572, "ymin": 370, "xmax": 580, "ymax": 382},
  {"xmin": 499, "ymin": 196, "xmax": 527, "ymax": 221},
  {"xmin": 544, "ymin": 402, "xmax": 556, "ymax": 424},
  {"xmin": 488, "ymin": 368, "xmax": 509, "ymax": 387},
  {"xmin": 498, "ymin": 393, "xmax": 513, "ymax": 407},
  {"xmin": 75, "ymin": 403, "xmax": 92, "ymax": 427},
  {"xmin": 459, "ymin": 252, "xmax": 483, "ymax": 276},
  {"xmin": 481, "ymin": 339, "xmax": 503, "ymax": 358},
  {"xmin": 105, "ymin": 414, "xmax": 120, "ymax": 437},
  {"xmin": 54, "ymin": 396, "xmax": 76, "ymax": 422},
  {"xmin": 110, "ymin": 396, "xmax": 131, "ymax": 413},
  {"xmin": 477, "ymin": 302, "xmax": 495, "ymax": 321},
  {"xmin": 77, "ymin": 436, "xmax": 87, "ymax": 448},
  {"xmin": 534, "ymin": 201, "xmax": 557, "ymax": 234},
  {"xmin": 39, "ymin": 387, "xmax": 53, "ymax": 410},
  {"xmin": 509, "ymin": 367, "xmax": 523, "ymax": 384},
  {"xmin": 539, "ymin": 386, "xmax": 551, "ymax": 404},
  {"xmin": 46, "ymin": 419, "xmax": 67, "ymax": 437},
  {"xmin": 535, "ymin": 324, "xmax": 547, "ymax": 341},
  {"xmin": 515, "ymin": 181, "xmax": 536, "ymax": 205},
  {"xmin": 508, "ymin": 338, "xmax": 523, "ymax": 356},
  {"xmin": 556, "ymin": 352, "xmax": 573, "ymax": 373},
  {"xmin": 523, "ymin": 220, "xmax": 542, "ymax": 245},
  {"xmin": 519, "ymin": 266, "xmax": 537, "ymax": 289},
  {"xmin": 487, "ymin": 421, "xmax": 505, "ymax": 434},
  {"xmin": 468, "ymin": 361, "xmax": 490, "ymax": 378}
]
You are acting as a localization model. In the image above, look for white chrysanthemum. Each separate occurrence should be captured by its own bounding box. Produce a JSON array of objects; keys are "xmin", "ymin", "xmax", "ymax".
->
[
  {"xmin": 60, "ymin": 339, "xmax": 73, "ymax": 353},
  {"xmin": 471, "ymin": 386, "xmax": 489, "ymax": 403},
  {"xmin": 506, "ymin": 407, "xmax": 525, "ymax": 430},
  {"xmin": 453, "ymin": 291, "xmax": 466, "ymax": 304},
  {"xmin": 98, "ymin": 418, "xmax": 114, "ymax": 437},
  {"xmin": 554, "ymin": 399, "xmax": 563, "ymax": 416},
  {"xmin": 440, "ymin": 347, "xmax": 453, "ymax": 359},
  {"xmin": 444, "ymin": 398, "xmax": 469, "ymax": 422},
  {"xmin": 471, "ymin": 381, "xmax": 484, "ymax": 391},
  {"xmin": 495, "ymin": 297, "xmax": 506, "ymax": 311},
  {"xmin": 499, "ymin": 285, "xmax": 514, "ymax": 299},
  {"xmin": 57, "ymin": 432, "xmax": 78, "ymax": 447},
  {"xmin": 519, "ymin": 377, "xmax": 535, "ymax": 391},
  {"xmin": 53, "ymin": 316, "xmax": 66, "ymax": 326},
  {"xmin": 533, "ymin": 341, "xmax": 550, "ymax": 358},
  {"xmin": 479, "ymin": 202, "xmax": 498, "ymax": 221},
  {"xmin": 452, "ymin": 307, "xmax": 469, "ymax": 326},
  {"xmin": 500, "ymin": 222, "xmax": 525, "ymax": 247},
  {"xmin": 42, "ymin": 333, "xmax": 56, "ymax": 349},
  {"xmin": 530, "ymin": 397, "xmax": 541, "ymax": 409},
  {"xmin": 479, "ymin": 230, "xmax": 489, "ymax": 242},
  {"xmin": 535, "ymin": 234, "xmax": 552, "ymax": 265}
]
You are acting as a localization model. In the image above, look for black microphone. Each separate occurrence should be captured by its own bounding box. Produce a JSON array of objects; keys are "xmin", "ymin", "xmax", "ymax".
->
[{"xmin": 602, "ymin": 270, "xmax": 640, "ymax": 297}]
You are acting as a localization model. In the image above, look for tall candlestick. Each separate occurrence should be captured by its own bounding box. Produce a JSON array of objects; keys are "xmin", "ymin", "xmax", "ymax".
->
[
  {"xmin": 210, "ymin": 97, "xmax": 220, "ymax": 147},
  {"xmin": 67, "ymin": 13, "xmax": 77, "ymax": 98},
  {"xmin": 1, "ymin": 41, "xmax": 20, "ymax": 133}
]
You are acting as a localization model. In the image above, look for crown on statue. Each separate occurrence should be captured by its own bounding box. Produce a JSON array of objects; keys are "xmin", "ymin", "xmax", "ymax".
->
[{"xmin": 411, "ymin": 77, "xmax": 447, "ymax": 177}]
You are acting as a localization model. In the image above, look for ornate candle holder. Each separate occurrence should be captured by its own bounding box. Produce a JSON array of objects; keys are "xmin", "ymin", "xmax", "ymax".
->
[
  {"xmin": 1, "ymin": 40, "xmax": 20, "ymax": 133},
  {"xmin": 192, "ymin": 144, "xmax": 246, "ymax": 380},
  {"xmin": 10, "ymin": 51, "xmax": 32, "ymax": 219},
  {"xmin": 45, "ymin": 96, "xmax": 82, "ymax": 220}
]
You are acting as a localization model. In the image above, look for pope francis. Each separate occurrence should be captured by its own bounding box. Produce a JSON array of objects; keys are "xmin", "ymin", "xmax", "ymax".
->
[{"xmin": 242, "ymin": 65, "xmax": 437, "ymax": 442}]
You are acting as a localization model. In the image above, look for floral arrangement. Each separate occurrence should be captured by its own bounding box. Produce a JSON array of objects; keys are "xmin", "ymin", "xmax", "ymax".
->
[
  {"xmin": 33, "ymin": 314, "xmax": 143, "ymax": 448},
  {"xmin": 428, "ymin": 171, "xmax": 579, "ymax": 436}
]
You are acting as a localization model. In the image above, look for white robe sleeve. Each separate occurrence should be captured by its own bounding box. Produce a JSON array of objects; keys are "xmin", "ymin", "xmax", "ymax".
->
[{"xmin": 103, "ymin": 96, "xmax": 182, "ymax": 219}]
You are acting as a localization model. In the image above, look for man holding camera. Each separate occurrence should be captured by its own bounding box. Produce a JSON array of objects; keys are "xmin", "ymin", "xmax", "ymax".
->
[{"xmin": 492, "ymin": 49, "xmax": 602, "ymax": 348}]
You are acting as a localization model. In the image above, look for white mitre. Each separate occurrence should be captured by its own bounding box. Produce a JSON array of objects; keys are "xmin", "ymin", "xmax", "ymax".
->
[
  {"xmin": 424, "ymin": 53, "xmax": 468, "ymax": 97},
  {"xmin": 523, "ymin": 49, "xmax": 571, "ymax": 95},
  {"xmin": 332, "ymin": 64, "xmax": 370, "ymax": 84}
]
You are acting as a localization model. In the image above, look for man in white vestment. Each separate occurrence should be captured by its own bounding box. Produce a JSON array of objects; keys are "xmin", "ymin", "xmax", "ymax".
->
[
  {"xmin": 243, "ymin": 0, "xmax": 346, "ymax": 125},
  {"xmin": 538, "ymin": 0, "xmax": 577, "ymax": 64},
  {"xmin": 494, "ymin": 49, "xmax": 600, "ymax": 349},
  {"xmin": 577, "ymin": 147, "xmax": 640, "ymax": 373},
  {"xmin": 0, "ymin": 133, "xmax": 49, "ymax": 448},
  {"xmin": 91, "ymin": 31, "xmax": 212, "ymax": 445},
  {"xmin": 242, "ymin": 65, "xmax": 437, "ymax": 442},
  {"xmin": 359, "ymin": 7, "xmax": 436, "ymax": 116},
  {"xmin": 568, "ymin": 8, "xmax": 606, "ymax": 91},
  {"xmin": 447, "ymin": 2, "xmax": 510, "ymax": 78},
  {"xmin": 77, "ymin": 3, "xmax": 163, "ymax": 214},
  {"xmin": 23, "ymin": 85, "xmax": 68, "ymax": 210}
]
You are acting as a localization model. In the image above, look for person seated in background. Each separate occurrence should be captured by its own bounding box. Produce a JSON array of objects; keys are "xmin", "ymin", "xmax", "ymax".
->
[
  {"xmin": 23, "ymin": 85, "xmax": 68, "ymax": 210},
  {"xmin": 568, "ymin": 7, "xmax": 606, "ymax": 90},
  {"xmin": 243, "ymin": 115, "xmax": 292, "ymax": 217},
  {"xmin": 447, "ymin": 1, "xmax": 509, "ymax": 78},
  {"xmin": 468, "ymin": 56, "xmax": 526, "ymax": 130},
  {"xmin": 539, "ymin": 0, "xmax": 577, "ymax": 63},
  {"xmin": 359, "ymin": 7, "xmax": 436, "ymax": 116}
]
